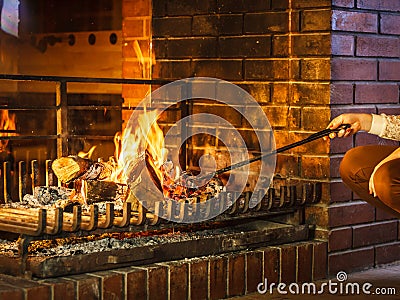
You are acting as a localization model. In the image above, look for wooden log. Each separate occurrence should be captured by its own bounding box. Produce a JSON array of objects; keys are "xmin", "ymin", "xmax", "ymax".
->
[
  {"xmin": 82, "ymin": 180, "xmax": 118, "ymax": 204},
  {"xmin": 51, "ymin": 156, "xmax": 113, "ymax": 183}
]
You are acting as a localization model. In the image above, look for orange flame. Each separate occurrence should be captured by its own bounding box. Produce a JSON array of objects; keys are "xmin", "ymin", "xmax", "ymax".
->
[{"xmin": 0, "ymin": 110, "xmax": 16, "ymax": 152}]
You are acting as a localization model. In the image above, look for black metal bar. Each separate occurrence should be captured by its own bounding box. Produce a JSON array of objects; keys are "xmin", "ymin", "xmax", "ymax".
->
[
  {"xmin": 0, "ymin": 74, "xmax": 171, "ymax": 85},
  {"xmin": 56, "ymin": 81, "xmax": 69, "ymax": 157}
]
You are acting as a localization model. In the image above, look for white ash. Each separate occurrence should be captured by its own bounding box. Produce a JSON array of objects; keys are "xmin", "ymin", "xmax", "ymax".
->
[{"xmin": 31, "ymin": 227, "xmax": 236, "ymax": 257}]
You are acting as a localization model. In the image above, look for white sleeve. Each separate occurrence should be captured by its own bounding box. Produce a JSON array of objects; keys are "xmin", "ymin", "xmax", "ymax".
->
[{"xmin": 368, "ymin": 114, "xmax": 387, "ymax": 136}]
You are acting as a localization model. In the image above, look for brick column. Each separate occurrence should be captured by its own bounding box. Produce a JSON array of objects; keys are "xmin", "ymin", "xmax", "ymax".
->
[
  {"xmin": 121, "ymin": 0, "xmax": 153, "ymax": 129},
  {"xmin": 328, "ymin": 0, "xmax": 400, "ymax": 275}
]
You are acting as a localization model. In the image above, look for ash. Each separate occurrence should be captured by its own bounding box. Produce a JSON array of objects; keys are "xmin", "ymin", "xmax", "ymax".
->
[
  {"xmin": 6, "ymin": 186, "xmax": 124, "ymax": 214},
  {"xmin": 31, "ymin": 227, "xmax": 235, "ymax": 257}
]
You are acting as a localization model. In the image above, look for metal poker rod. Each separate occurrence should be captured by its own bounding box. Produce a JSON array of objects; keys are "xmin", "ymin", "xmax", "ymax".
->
[{"xmin": 211, "ymin": 123, "xmax": 351, "ymax": 177}]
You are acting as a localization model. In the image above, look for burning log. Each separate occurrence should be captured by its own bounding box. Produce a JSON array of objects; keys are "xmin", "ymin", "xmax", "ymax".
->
[{"xmin": 51, "ymin": 156, "xmax": 113, "ymax": 183}]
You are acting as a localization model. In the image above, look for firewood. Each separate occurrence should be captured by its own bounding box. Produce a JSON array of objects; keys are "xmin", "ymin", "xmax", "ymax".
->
[
  {"xmin": 51, "ymin": 156, "xmax": 113, "ymax": 183},
  {"xmin": 79, "ymin": 180, "xmax": 118, "ymax": 204}
]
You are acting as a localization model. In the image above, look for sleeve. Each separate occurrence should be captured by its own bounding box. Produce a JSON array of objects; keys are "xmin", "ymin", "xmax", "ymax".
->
[{"xmin": 368, "ymin": 114, "xmax": 400, "ymax": 141}]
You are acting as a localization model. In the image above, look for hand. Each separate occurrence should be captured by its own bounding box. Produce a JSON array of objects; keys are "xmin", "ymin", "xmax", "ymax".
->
[{"xmin": 323, "ymin": 113, "xmax": 373, "ymax": 141}]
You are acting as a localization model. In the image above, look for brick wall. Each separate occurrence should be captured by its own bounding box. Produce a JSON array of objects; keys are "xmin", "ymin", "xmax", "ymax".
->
[
  {"xmin": 0, "ymin": 241, "xmax": 327, "ymax": 299},
  {"xmin": 329, "ymin": 0, "xmax": 400, "ymax": 275},
  {"xmin": 152, "ymin": 0, "xmax": 332, "ymax": 193},
  {"xmin": 149, "ymin": 0, "xmax": 400, "ymax": 277}
]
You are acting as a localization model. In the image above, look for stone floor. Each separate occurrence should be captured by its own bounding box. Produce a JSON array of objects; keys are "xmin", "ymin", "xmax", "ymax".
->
[{"xmin": 229, "ymin": 262, "xmax": 400, "ymax": 299}]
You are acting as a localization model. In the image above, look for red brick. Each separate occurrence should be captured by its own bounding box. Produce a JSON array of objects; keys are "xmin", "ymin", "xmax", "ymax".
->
[
  {"xmin": 329, "ymin": 136, "xmax": 354, "ymax": 154},
  {"xmin": 272, "ymin": 35, "xmax": 289, "ymax": 57},
  {"xmin": 328, "ymin": 247, "xmax": 375, "ymax": 275},
  {"xmin": 329, "ymin": 227, "xmax": 353, "ymax": 252},
  {"xmin": 122, "ymin": 19, "xmax": 145, "ymax": 38},
  {"xmin": 275, "ymin": 154, "xmax": 300, "ymax": 178},
  {"xmin": 381, "ymin": 14, "xmax": 400, "ymax": 35},
  {"xmin": 167, "ymin": 261, "xmax": 188, "ymax": 300},
  {"xmin": 193, "ymin": 59, "xmax": 243, "ymax": 81},
  {"xmin": 153, "ymin": 17, "xmax": 192, "ymax": 37},
  {"xmin": 246, "ymin": 251, "xmax": 263, "ymax": 294},
  {"xmin": 123, "ymin": 0, "xmax": 150, "ymax": 17},
  {"xmin": 228, "ymin": 253, "xmax": 245, "ymax": 297},
  {"xmin": 375, "ymin": 242, "xmax": 400, "ymax": 265},
  {"xmin": 353, "ymin": 221, "xmax": 398, "ymax": 248},
  {"xmin": 293, "ymin": 0, "xmax": 331, "ymax": 8},
  {"xmin": 278, "ymin": 245, "xmax": 296, "ymax": 284},
  {"xmin": 244, "ymin": 12, "xmax": 289, "ymax": 34},
  {"xmin": 332, "ymin": 0, "xmax": 355, "ymax": 8},
  {"xmin": 300, "ymin": 59, "xmax": 331, "ymax": 80},
  {"xmin": 292, "ymin": 83, "xmax": 330, "ymax": 106},
  {"xmin": 330, "ymin": 156, "xmax": 344, "ymax": 178},
  {"xmin": 219, "ymin": 36, "xmax": 272, "ymax": 58},
  {"xmin": 41, "ymin": 278, "xmax": 75, "ymax": 300},
  {"xmin": 379, "ymin": 60, "xmax": 400, "ymax": 81},
  {"xmin": 97, "ymin": 271, "xmax": 123, "ymax": 300},
  {"xmin": 263, "ymin": 247, "xmax": 280, "ymax": 284},
  {"xmin": 355, "ymin": 83, "xmax": 399, "ymax": 104},
  {"xmin": 65, "ymin": 274, "xmax": 100, "ymax": 300},
  {"xmin": 330, "ymin": 181, "xmax": 352, "ymax": 203},
  {"xmin": 354, "ymin": 131, "xmax": 389, "ymax": 147},
  {"xmin": 209, "ymin": 256, "xmax": 227, "ymax": 300},
  {"xmin": 262, "ymin": 106, "xmax": 288, "ymax": 128},
  {"xmin": 376, "ymin": 208, "xmax": 397, "ymax": 221},
  {"xmin": 190, "ymin": 259, "xmax": 209, "ymax": 300},
  {"xmin": 332, "ymin": 10, "xmax": 377, "ymax": 33},
  {"xmin": 331, "ymin": 58, "xmax": 377, "ymax": 81},
  {"xmin": 300, "ymin": 10, "xmax": 331, "ymax": 32},
  {"xmin": 305, "ymin": 205, "xmax": 329, "ymax": 228},
  {"xmin": 357, "ymin": 36, "xmax": 399, "ymax": 58},
  {"xmin": 148, "ymin": 265, "xmax": 168, "ymax": 300},
  {"xmin": 358, "ymin": 0, "xmax": 400, "ymax": 11},
  {"xmin": 329, "ymin": 202, "xmax": 375, "ymax": 227},
  {"xmin": 300, "ymin": 156, "xmax": 330, "ymax": 180},
  {"xmin": 330, "ymin": 106, "xmax": 375, "ymax": 123},
  {"xmin": 331, "ymin": 34, "xmax": 355, "ymax": 56},
  {"xmin": 302, "ymin": 107, "xmax": 330, "ymax": 131},
  {"xmin": 167, "ymin": 37, "xmax": 217, "ymax": 58},
  {"xmin": 296, "ymin": 243, "xmax": 313, "ymax": 283},
  {"xmin": 0, "ymin": 283, "xmax": 23, "ymax": 300},
  {"xmin": 378, "ymin": 106, "xmax": 400, "ymax": 116},
  {"xmin": 116, "ymin": 267, "xmax": 147, "ymax": 300},
  {"xmin": 245, "ymin": 60, "xmax": 289, "ymax": 80},
  {"xmin": 313, "ymin": 241, "xmax": 328, "ymax": 280}
]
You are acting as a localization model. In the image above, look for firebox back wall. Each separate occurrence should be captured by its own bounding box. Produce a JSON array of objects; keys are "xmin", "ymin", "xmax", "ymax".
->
[{"xmin": 150, "ymin": 0, "xmax": 331, "ymax": 216}]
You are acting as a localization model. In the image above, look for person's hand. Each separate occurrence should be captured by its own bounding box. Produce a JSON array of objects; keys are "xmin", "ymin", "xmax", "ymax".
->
[{"xmin": 323, "ymin": 113, "xmax": 373, "ymax": 141}]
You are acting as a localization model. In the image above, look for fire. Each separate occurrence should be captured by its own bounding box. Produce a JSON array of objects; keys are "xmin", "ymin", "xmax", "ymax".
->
[
  {"xmin": 0, "ymin": 110, "xmax": 16, "ymax": 152},
  {"xmin": 108, "ymin": 109, "xmax": 168, "ymax": 187},
  {"xmin": 72, "ymin": 108, "xmax": 222, "ymax": 202}
]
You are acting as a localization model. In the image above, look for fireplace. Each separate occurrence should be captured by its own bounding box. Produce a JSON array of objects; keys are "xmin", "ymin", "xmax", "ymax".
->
[
  {"xmin": 0, "ymin": 74, "xmax": 320, "ymax": 279},
  {"xmin": 0, "ymin": 0, "xmax": 399, "ymax": 299}
]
